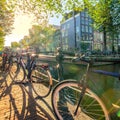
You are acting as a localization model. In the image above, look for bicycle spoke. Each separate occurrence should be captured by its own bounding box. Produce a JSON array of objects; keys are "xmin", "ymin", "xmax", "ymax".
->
[
  {"xmin": 52, "ymin": 80, "xmax": 110, "ymax": 120},
  {"xmin": 31, "ymin": 66, "xmax": 52, "ymax": 98}
]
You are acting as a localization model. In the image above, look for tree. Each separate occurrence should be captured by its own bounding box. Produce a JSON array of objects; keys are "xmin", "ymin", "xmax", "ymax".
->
[
  {"xmin": 0, "ymin": 27, "xmax": 4, "ymax": 50},
  {"xmin": 53, "ymin": 29, "xmax": 61, "ymax": 50},
  {"xmin": 110, "ymin": 0, "xmax": 120, "ymax": 52},
  {"xmin": 11, "ymin": 41, "xmax": 20, "ymax": 48},
  {"xmin": 83, "ymin": 0, "xmax": 113, "ymax": 51},
  {"xmin": 110, "ymin": 0, "xmax": 120, "ymax": 27},
  {"xmin": 0, "ymin": 0, "xmax": 14, "ymax": 48},
  {"xmin": 19, "ymin": 25, "xmax": 56, "ymax": 52},
  {"xmin": 7, "ymin": 0, "xmax": 120, "ymax": 52},
  {"xmin": 10, "ymin": 0, "xmax": 84, "ymax": 22},
  {"xmin": 19, "ymin": 36, "xmax": 30, "ymax": 48},
  {"xmin": 19, "ymin": 0, "xmax": 113, "ymax": 51}
]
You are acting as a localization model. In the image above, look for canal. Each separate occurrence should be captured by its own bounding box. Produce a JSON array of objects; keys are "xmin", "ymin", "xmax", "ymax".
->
[
  {"xmin": 38, "ymin": 56, "xmax": 120, "ymax": 119},
  {"xmin": 50, "ymin": 62, "xmax": 120, "ymax": 118}
]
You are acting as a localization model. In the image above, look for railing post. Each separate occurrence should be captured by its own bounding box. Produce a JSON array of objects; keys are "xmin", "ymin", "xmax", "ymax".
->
[{"xmin": 56, "ymin": 47, "xmax": 64, "ymax": 81}]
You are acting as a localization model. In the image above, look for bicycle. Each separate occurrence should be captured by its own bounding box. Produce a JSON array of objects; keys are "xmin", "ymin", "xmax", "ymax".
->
[
  {"xmin": 0, "ymin": 51, "xmax": 13, "ymax": 73},
  {"xmin": 10, "ymin": 53, "xmax": 52, "ymax": 98},
  {"xmin": 51, "ymin": 55, "xmax": 110, "ymax": 120}
]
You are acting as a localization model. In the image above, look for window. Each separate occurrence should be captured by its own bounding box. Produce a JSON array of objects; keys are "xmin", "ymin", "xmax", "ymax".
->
[
  {"xmin": 86, "ymin": 35, "xmax": 88, "ymax": 41},
  {"xmin": 67, "ymin": 23, "xmax": 70, "ymax": 29},
  {"xmin": 89, "ymin": 27, "xmax": 92, "ymax": 33},
  {"xmin": 81, "ymin": 17, "xmax": 84, "ymax": 24},
  {"xmin": 85, "ymin": 12, "xmax": 89, "ymax": 18},
  {"xmin": 62, "ymin": 30, "xmax": 65, "ymax": 37},
  {"xmin": 82, "ymin": 34, "xmax": 85, "ymax": 41},
  {"xmin": 65, "ymin": 30, "xmax": 68, "ymax": 36},
  {"xmin": 76, "ymin": 26, "xmax": 79, "ymax": 33},
  {"xmin": 85, "ymin": 25, "xmax": 88, "ymax": 33},
  {"xmin": 63, "ymin": 45, "xmax": 68, "ymax": 50},
  {"xmin": 65, "ymin": 37, "xmax": 68, "ymax": 44},
  {"xmin": 82, "ymin": 25, "xmax": 85, "ymax": 32},
  {"xmin": 76, "ymin": 34, "xmax": 80, "ymax": 42},
  {"xmin": 81, "ymin": 12, "xmax": 85, "ymax": 17}
]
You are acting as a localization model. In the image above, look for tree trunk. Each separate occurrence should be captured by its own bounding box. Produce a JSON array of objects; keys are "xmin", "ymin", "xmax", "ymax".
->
[
  {"xmin": 112, "ymin": 35, "xmax": 115, "ymax": 53},
  {"xmin": 103, "ymin": 27, "xmax": 107, "ymax": 51}
]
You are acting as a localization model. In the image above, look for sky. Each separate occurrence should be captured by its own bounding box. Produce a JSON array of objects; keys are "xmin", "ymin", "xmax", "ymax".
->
[{"xmin": 5, "ymin": 14, "xmax": 62, "ymax": 46}]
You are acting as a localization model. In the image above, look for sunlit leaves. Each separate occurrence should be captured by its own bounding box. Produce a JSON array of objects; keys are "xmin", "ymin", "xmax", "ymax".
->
[
  {"xmin": 19, "ymin": 24, "xmax": 56, "ymax": 51},
  {"xmin": 11, "ymin": 0, "xmax": 85, "ymax": 19},
  {"xmin": 84, "ymin": 0, "xmax": 112, "ymax": 30},
  {"xmin": 11, "ymin": 0, "xmax": 49, "ymax": 24},
  {"xmin": 11, "ymin": 41, "xmax": 20, "ymax": 48},
  {"xmin": 0, "ymin": 27, "xmax": 4, "ymax": 50},
  {"xmin": 0, "ymin": 0, "xmax": 14, "ymax": 48}
]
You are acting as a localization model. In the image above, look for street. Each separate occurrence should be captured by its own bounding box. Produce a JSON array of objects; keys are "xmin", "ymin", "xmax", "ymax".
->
[{"xmin": 0, "ymin": 71, "xmax": 56, "ymax": 120}]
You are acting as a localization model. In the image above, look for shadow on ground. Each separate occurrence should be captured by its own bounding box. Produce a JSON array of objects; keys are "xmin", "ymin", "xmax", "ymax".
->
[{"xmin": 0, "ymin": 71, "xmax": 56, "ymax": 120}]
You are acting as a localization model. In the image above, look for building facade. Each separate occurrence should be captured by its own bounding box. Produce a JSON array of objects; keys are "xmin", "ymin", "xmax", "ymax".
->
[{"xmin": 61, "ymin": 10, "xmax": 94, "ymax": 52}]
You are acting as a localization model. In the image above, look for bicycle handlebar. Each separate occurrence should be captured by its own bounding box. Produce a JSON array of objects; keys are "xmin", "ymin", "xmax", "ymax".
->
[{"xmin": 71, "ymin": 54, "xmax": 91, "ymax": 63}]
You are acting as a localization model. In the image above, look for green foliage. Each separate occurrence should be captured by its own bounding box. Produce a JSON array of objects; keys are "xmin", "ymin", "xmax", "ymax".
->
[
  {"xmin": 0, "ymin": 27, "xmax": 4, "ymax": 50},
  {"xmin": 0, "ymin": 0, "xmax": 14, "ymax": 35},
  {"xmin": 0, "ymin": 0, "xmax": 119, "ymax": 52},
  {"xmin": 11, "ymin": 0, "xmax": 84, "ymax": 18},
  {"xmin": 0, "ymin": 0, "xmax": 14, "ymax": 48},
  {"xmin": 110, "ymin": 0, "xmax": 120, "ymax": 26},
  {"xmin": 0, "ymin": 37, "xmax": 4, "ymax": 50},
  {"xmin": 19, "ymin": 25, "xmax": 56, "ymax": 51},
  {"xmin": 11, "ymin": 42, "xmax": 20, "ymax": 48},
  {"xmin": 19, "ymin": 36, "xmax": 29, "ymax": 48},
  {"xmin": 83, "ymin": 0, "xmax": 120, "ymax": 51},
  {"xmin": 18, "ymin": 0, "xmax": 119, "ymax": 34},
  {"xmin": 84, "ymin": 0, "xmax": 112, "ymax": 30}
]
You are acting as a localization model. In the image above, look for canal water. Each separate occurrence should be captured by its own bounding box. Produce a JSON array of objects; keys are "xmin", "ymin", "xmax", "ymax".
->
[
  {"xmin": 40, "ymin": 58, "xmax": 120, "ymax": 119},
  {"xmin": 61, "ymin": 63, "xmax": 120, "ymax": 118}
]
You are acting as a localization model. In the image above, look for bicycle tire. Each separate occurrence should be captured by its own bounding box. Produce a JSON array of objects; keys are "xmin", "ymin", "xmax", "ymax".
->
[
  {"xmin": 1, "ymin": 61, "xmax": 11, "ymax": 74},
  {"xmin": 31, "ymin": 66, "xmax": 52, "ymax": 98},
  {"xmin": 10, "ymin": 61, "xmax": 25, "ymax": 83},
  {"xmin": 4, "ymin": 63, "xmax": 9, "ymax": 72},
  {"xmin": 1, "ymin": 60, "xmax": 7, "ymax": 72},
  {"xmin": 0, "ymin": 58, "xmax": 2, "ymax": 70},
  {"xmin": 52, "ymin": 80, "xmax": 110, "ymax": 120}
]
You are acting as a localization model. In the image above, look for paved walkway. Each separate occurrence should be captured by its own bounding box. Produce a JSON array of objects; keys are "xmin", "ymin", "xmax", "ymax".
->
[{"xmin": 0, "ymin": 72, "xmax": 56, "ymax": 120}]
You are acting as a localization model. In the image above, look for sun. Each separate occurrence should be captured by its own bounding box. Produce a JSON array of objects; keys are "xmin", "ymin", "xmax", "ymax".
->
[
  {"xmin": 5, "ymin": 13, "xmax": 62, "ymax": 47},
  {"xmin": 5, "ymin": 13, "xmax": 35, "ymax": 46}
]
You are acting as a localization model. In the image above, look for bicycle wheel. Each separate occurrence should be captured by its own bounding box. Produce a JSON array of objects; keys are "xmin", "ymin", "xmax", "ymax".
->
[
  {"xmin": 10, "ymin": 62, "xmax": 25, "ymax": 83},
  {"xmin": 1, "ymin": 61, "xmax": 7, "ymax": 72},
  {"xmin": 0, "ymin": 58, "xmax": 2, "ymax": 71},
  {"xmin": 4, "ymin": 63, "xmax": 9, "ymax": 72},
  {"xmin": 52, "ymin": 80, "xmax": 110, "ymax": 120},
  {"xmin": 1, "ymin": 62, "xmax": 10, "ymax": 74},
  {"xmin": 31, "ymin": 66, "xmax": 52, "ymax": 98}
]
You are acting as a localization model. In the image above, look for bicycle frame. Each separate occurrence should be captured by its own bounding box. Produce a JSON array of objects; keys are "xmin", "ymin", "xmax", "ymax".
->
[
  {"xmin": 74, "ymin": 60, "xmax": 91, "ymax": 115},
  {"xmin": 74, "ymin": 58, "xmax": 120, "ymax": 117},
  {"xmin": 1, "ymin": 53, "xmax": 8, "ymax": 71},
  {"xmin": 16, "ymin": 54, "xmax": 50, "ymax": 80},
  {"xmin": 16, "ymin": 55, "xmax": 36, "ymax": 80},
  {"xmin": 52, "ymin": 54, "xmax": 111, "ymax": 120},
  {"xmin": 1, "ymin": 52, "xmax": 13, "ymax": 72}
]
